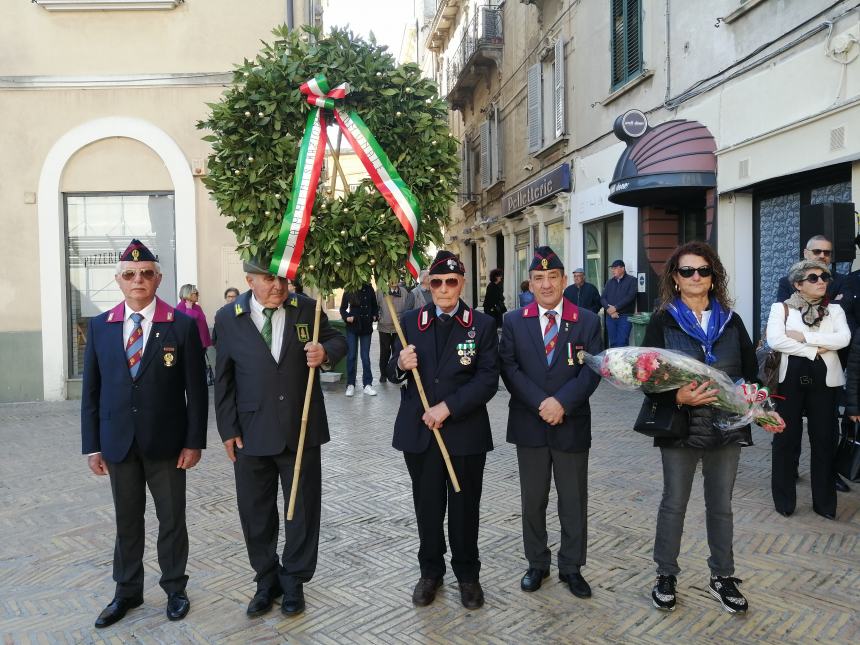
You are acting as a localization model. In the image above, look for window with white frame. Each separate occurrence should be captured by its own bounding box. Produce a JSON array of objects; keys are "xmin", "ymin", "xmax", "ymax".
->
[
  {"xmin": 480, "ymin": 103, "xmax": 503, "ymax": 188},
  {"xmin": 527, "ymin": 38, "xmax": 566, "ymax": 154}
]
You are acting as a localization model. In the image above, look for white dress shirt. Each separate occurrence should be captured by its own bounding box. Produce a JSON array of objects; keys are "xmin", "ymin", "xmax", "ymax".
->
[
  {"xmin": 123, "ymin": 298, "xmax": 157, "ymax": 352},
  {"xmin": 249, "ymin": 294, "xmax": 286, "ymax": 360},
  {"xmin": 537, "ymin": 300, "xmax": 563, "ymax": 330}
]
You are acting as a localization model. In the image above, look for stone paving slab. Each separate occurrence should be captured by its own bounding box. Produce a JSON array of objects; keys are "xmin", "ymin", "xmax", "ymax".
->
[{"xmin": 1, "ymin": 369, "xmax": 858, "ymax": 643}]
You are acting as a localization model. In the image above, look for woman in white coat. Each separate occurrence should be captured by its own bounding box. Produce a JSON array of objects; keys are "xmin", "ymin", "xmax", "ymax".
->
[{"xmin": 766, "ymin": 260, "xmax": 851, "ymax": 520}]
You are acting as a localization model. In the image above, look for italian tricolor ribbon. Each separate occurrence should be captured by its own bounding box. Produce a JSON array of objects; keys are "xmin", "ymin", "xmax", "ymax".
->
[{"xmin": 270, "ymin": 74, "xmax": 423, "ymax": 279}]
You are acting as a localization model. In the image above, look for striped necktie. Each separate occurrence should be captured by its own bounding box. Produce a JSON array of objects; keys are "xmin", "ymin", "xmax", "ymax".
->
[
  {"xmin": 261, "ymin": 307, "xmax": 277, "ymax": 348},
  {"xmin": 126, "ymin": 312, "xmax": 144, "ymax": 378},
  {"xmin": 544, "ymin": 311, "xmax": 558, "ymax": 364}
]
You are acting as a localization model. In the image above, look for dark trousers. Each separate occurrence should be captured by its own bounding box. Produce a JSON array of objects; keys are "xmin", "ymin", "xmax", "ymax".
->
[
  {"xmin": 606, "ymin": 313, "xmax": 632, "ymax": 348},
  {"xmin": 106, "ymin": 441, "xmax": 188, "ymax": 598},
  {"xmin": 233, "ymin": 446, "xmax": 321, "ymax": 592},
  {"xmin": 403, "ymin": 441, "xmax": 486, "ymax": 582},
  {"xmin": 516, "ymin": 445, "xmax": 588, "ymax": 575},
  {"xmin": 653, "ymin": 444, "xmax": 740, "ymax": 577},
  {"xmin": 378, "ymin": 331, "xmax": 397, "ymax": 379},
  {"xmin": 346, "ymin": 330, "xmax": 373, "ymax": 387},
  {"xmin": 773, "ymin": 356, "xmax": 837, "ymax": 515}
]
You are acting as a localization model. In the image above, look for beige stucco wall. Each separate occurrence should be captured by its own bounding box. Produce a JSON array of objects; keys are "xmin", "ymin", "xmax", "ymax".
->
[{"xmin": 1, "ymin": 0, "xmax": 298, "ymax": 76}]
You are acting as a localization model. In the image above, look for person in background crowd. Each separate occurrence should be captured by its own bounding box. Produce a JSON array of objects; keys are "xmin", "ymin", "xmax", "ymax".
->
[
  {"xmin": 563, "ymin": 269, "xmax": 601, "ymax": 314},
  {"xmin": 774, "ymin": 234, "xmax": 851, "ymax": 493},
  {"xmin": 289, "ymin": 275, "xmax": 304, "ymax": 295},
  {"xmin": 499, "ymin": 247, "xmax": 602, "ymax": 602},
  {"xmin": 767, "ymin": 259, "xmax": 850, "ymax": 520},
  {"xmin": 601, "ymin": 260, "xmax": 637, "ymax": 347},
  {"xmin": 482, "ymin": 268, "xmax": 506, "ymax": 329},
  {"xmin": 518, "ymin": 280, "xmax": 535, "ymax": 308},
  {"xmin": 81, "ymin": 239, "xmax": 207, "ymax": 628},
  {"xmin": 213, "ymin": 256, "xmax": 346, "ymax": 619},
  {"xmin": 177, "ymin": 284, "xmax": 213, "ymax": 350},
  {"xmin": 377, "ymin": 281, "xmax": 414, "ymax": 384},
  {"xmin": 388, "ymin": 250, "xmax": 499, "ymax": 610},
  {"xmin": 224, "ymin": 287, "xmax": 240, "ymax": 304},
  {"xmin": 411, "ymin": 270, "xmax": 432, "ymax": 309},
  {"xmin": 339, "ymin": 283, "xmax": 379, "ymax": 397},
  {"xmin": 642, "ymin": 241, "xmax": 770, "ymax": 615}
]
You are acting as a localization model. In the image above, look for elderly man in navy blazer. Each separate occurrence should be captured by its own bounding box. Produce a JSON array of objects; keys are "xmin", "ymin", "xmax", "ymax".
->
[
  {"xmin": 499, "ymin": 246, "xmax": 602, "ymax": 599},
  {"xmin": 388, "ymin": 250, "xmax": 499, "ymax": 610},
  {"xmin": 214, "ymin": 257, "xmax": 346, "ymax": 619},
  {"xmin": 81, "ymin": 239, "xmax": 208, "ymax": 628}
]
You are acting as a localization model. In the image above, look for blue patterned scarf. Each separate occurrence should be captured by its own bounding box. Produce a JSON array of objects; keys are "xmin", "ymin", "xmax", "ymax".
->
[{"xmin": 666, "ymin": 297, "xmax": 732, "ymax": 365}]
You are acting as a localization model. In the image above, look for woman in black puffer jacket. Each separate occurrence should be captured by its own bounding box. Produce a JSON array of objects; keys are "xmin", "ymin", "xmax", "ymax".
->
[{"xmin": 642, "ymin": 242, "xmax": 760, "ymax": 616}]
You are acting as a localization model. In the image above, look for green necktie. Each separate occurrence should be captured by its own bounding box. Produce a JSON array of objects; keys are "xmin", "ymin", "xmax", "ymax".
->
[{"xmin": 261, "ymin": 307, "xmax": 277, "ymax": 348}]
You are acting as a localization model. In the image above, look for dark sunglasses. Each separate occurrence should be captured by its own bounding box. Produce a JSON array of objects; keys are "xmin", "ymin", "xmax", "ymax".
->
[
  {"xmin": 798, "ymin": 271, "xmax": 831, "ymax": 284},
  {"xmin": 675, "ymin": 266, "xmax": 712, "ymax": 278},
  {"xmin": 120, "ymin": 269, "xmax": 157, "ymax": 281},
  {"xmin": 430, "ymin": 277, "xmax": 460, "ymax": 289},
  {"xmin": 808, "ymin": 248, "xmax": 832, "ymax": 257}
]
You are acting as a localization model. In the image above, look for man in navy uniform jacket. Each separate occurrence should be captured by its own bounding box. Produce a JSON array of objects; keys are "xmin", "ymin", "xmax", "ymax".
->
[
  {"xmin": 388, "ymin": 250, "xmax": 499, "ymax": 610},
  {"xmin": 214, "ymin": 257, "xmax": 346, "ymax": 619},
  {"xmin": 499, "ymin": 246, "xmax": 602, "ymax": 599},
  {"xmin": 81, "ymin": 239, "xmax": 207, "ymax": 628}
]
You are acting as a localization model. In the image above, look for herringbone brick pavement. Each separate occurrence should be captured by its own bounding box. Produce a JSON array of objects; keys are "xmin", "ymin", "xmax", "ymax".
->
[{"xmin": 1, "ymin": 351, "xmax": 858, "ymax": 643}]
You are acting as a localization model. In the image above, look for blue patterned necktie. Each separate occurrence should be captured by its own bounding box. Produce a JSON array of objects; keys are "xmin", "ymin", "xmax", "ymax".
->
[
  {"xmin": 544, "ymin": 311, "xmax": 558, "ymax": 364},
  {"xmin": 126, "ymin": 312, "xmax": 144, "ymax": 378}
]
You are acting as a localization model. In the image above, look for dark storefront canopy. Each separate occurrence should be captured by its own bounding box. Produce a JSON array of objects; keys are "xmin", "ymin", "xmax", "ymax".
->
[{"xmin": 608, "ymin": 115, "xmax": 717, "ymax": 207}]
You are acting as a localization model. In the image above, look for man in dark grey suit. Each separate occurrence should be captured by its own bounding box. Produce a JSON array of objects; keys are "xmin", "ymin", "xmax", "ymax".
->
[
  {"xmin": 214, "ymin": 258, "xmax": 346, "ymax": 618},
  {"xmin": 499, "ymin": 246, "xmax": 602, "ymax": 599}
]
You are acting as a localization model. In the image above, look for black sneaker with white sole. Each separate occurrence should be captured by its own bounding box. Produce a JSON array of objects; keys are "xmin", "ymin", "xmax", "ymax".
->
[
  {"xmin": 651, "ymin": 575, "xmax": 676, "ymax": 611},
  {"xmin": 709, "ymin": 576, "xmax": 748, "ymax": 613}
]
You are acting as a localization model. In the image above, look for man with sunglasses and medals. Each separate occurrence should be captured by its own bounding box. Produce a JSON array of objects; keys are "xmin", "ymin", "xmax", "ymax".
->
[
  {"xmin": 499, "ymin": 247, "xmax": 602, "ymax": 600},
  {"xmin": 81, "ymin": 239, "xmax": 208, "ymax": 628},
  {"xmin": 775, "ymin": 234, "xmax": 852, "ymax": 493},
  {"xmin": 388, "ymin": 250, "xmax": 499, "ymax": 610}
]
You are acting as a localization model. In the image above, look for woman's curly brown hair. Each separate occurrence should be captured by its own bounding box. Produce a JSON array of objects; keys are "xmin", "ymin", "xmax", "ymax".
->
[{"xmin": 657, "ymin": 241, "xmax": 734, "ymax": 311}]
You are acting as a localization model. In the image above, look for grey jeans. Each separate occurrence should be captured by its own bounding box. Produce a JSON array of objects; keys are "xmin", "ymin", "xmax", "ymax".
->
[{"xmin": 653, "ymin": 444, "xmax": 741, "ymax": 577}]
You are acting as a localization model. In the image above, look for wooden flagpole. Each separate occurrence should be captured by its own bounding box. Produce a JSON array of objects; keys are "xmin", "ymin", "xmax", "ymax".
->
[{"xmin": 287, "ymin": 295, "xmax": 323, "ymax": 520}]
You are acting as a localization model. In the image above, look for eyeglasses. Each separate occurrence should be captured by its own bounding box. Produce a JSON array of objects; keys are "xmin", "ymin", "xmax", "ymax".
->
[
  {"xmin": 119, "ymin": 269, "xmax": 158, "ymax": 281},
  {"xmin": 675, "ymin": 266, "xmax": 712, "ymax": 278},
  {"xmin": 798, "ymin": 272, "xmax": 831, "ymax": 284},
  {"xmin": 429, "ymin": 277, "xmax": 460, "ymax": 289},
  {"xmin": 808, "ymin": 248, "xmax": 832, "ymax": 257}
]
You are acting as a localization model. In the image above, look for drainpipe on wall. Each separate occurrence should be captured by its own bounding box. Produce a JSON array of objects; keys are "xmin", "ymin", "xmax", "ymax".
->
[{"xmin": 286, "ymin": 0, "xmax": 294, "ymax": 29}]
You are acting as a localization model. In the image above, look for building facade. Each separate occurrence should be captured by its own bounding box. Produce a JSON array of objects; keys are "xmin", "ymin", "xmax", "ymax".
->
[
  {"xmin": 0, "ymin": 0, "xmax": 322, "ymax": 402},
  {"xmin": 420, "ymin": 0, "xmax": 860, "ymax": 335}
]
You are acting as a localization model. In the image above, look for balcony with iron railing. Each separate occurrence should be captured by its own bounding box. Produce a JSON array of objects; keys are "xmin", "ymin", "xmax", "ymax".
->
[
  {"xmin": 426, "ymin": 0, "xmax": 462, "ymax": 52},
  {"xmin": 444, "ymin": 5, "xmax": 503, "ymax": 108}
]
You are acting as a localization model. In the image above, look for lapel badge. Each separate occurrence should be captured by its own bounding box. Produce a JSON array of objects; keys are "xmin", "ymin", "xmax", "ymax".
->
[
  {"xmin": 107, "ymin": 312, "xmax": 114, "ymax": 322},
  {"xmin": 467, "ymin": 329, "xmax": 476, "ymax": 339},
  {"xmin": 162, "ymin": 345, "xmax": 176, "ymax": 368},
  {"xmin": 167, "ymin": 311, "xmax": 173, "ymax": 321},
  {"xmin": 235, "ymin": 303, "xmax": 243, "ymax": 315},
  {"xmin": 155, "ymin": 332, "xmax": 160, "ymax": 338},
  {"xmin": 289, "ymin": 296, "xmax": 298, "ymax": 307},
  {"xmin": 421, "ymin": 310, "xmax": 429, "ymax": 327},
  {"xmin": 296, "ymin": 323, "xmax": 310, "ymax": 343}
]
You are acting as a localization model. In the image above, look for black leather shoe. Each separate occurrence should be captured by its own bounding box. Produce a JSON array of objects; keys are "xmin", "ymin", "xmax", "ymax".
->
[
  {"xmin": 281, "ymin": 584, "xmax": 305, "ymax": 616},
  {"xmin": 166, "ymin": 592, "xmax": 190, "ymax": 621},
  {"xmin": 520, "ymin": 568, "xmax": 549, "ymax": 592},
  {"xmin": 411, "ymin": 577, "xmax": 442, "ymax": 606},
  {"xmin": 458, "ymin": 581, "xmax": 484, "ymax": 609},
  {"xmin": 94, "ymin": 596, "xmax": 143, "ymax": 628},
  {"xmin": 835, "ymin": 474, "xmax": 850, "ymax": 492},
  {"xmin": 247, "ymin": 585, "xmax": 282, "ymax": 618},
  {"xmin": 559, "ymin": 572, "xmax": 592, "ymax": 598},
  {"xmin": 813, "ymin": 507, "xmax": 837, "ymax": 520}
]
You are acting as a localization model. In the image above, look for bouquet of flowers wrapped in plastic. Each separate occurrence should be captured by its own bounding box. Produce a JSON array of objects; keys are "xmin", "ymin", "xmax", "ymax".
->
[{"xmin": 582, "ymin": 347, "xmax": 785, "ymax": 432}]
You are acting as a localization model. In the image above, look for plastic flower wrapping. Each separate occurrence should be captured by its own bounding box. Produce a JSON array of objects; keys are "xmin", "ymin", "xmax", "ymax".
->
[{"xmin": 582, "ymin": 347, "xmax": 785, "ymax": 433}]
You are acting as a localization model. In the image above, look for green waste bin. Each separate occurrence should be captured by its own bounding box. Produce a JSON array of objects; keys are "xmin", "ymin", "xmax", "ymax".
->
[
  {"xmin": 628, "ymin": 312, "xmax": 652, "ymax": 347},
  {"xmin": 328, "ymin": 319, "xmax": 348, "ymax": 377}
]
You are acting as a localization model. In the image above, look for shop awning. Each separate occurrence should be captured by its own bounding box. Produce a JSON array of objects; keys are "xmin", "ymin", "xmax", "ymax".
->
[{"xmin": 608, "ymin": 119, "xmax": 716, "ymax": 207}]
